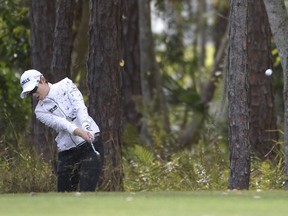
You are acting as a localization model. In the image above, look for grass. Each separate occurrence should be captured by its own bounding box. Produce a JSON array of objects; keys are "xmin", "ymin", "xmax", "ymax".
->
[{"xmin": 0, "ymin": 191, "xmax": 288, "ymax": 216}]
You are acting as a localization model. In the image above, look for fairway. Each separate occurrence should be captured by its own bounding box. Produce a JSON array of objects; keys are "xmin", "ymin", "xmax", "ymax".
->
[{"xmin": 0, "ymin": 191, "xmax": 287, "ymax": 216}]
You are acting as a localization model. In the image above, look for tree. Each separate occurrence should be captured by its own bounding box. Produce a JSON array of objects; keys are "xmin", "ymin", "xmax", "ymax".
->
[
  {"xmin": 0, "ymin": 1, "xmax": 31, "ymax": 139},
  {"xmin": 247, "ymin": 0, "xmax": 277, "ymax": 160},
  {"xmin": 51, "ymin": 0, "xmax": 75, "ymax": 80},
  {"xmin": 196, "ymin": 0, "xmax": 207, "ymax": 68},
  {"xmin": 87, "ymin": 0, "xmax": 124, "ymax": 191},
  {"xmin": 71, "ymin": 0, "xmax": 89, "ymax": 93},
  {"xmin": 263, "ymin": 0, "xmax": 288, "ymax": 188},
  {"xmin": 122, "ymin": 0, "xmax": 142, "ymax": 129},
  {"xmin": 138, "ymin": 0, "xmax": 170, "ymax": 145},
  {"xmin": 29, "ymin": 0, "xmax": 56, "ymax": 163},
  {"xmin": 228, "ymin": 0, "xmax": 250, "ymax": 190},
  {"xmin": 174, "ymin": 1, "xmax": 228, "ymax": 148},
  {"xmin": 212, "ymin": 0, "xmax": 230, "ymax": 52}
]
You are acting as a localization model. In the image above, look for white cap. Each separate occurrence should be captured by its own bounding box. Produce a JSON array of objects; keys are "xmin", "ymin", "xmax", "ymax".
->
[{"xmin": 20, "ymin": 69, "xmax": 42, "ymax": 98}]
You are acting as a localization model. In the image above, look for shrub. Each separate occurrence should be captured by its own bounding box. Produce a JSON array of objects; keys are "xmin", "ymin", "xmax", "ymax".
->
[
  {"xmin": 122, "ymin": 140, "xmax": 229, "ymax": 191},
  {"xmin": 122, "ymin": 123, "xmax": 285, "ymax": 191},
  {"xmin": 0, "ymin": 135, "xmax": 56, "ymax": 193}
]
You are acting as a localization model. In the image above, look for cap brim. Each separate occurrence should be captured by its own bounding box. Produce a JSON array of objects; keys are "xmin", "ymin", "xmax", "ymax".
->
[{"xmin": 20, "ymin": 82, "xmax": 37, "ymax": 99}]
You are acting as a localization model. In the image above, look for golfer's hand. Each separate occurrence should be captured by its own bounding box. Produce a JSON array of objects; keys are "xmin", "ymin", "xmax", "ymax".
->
[{"xmin": 73, "ymin": 128, "xmax": 94, "ymax": 141}]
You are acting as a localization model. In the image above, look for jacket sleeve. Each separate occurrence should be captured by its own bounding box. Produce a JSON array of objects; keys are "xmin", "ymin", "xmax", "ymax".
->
[
  {"xmin": 66, "ymin": 78, "xmax": 92, "ymax": 130},
  {"xmin": 36, "ymin": 108, "xmax": 78, "ymax": 135}
]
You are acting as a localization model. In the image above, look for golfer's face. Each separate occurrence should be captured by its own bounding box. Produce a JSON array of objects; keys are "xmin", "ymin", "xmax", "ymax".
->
[{"xmin": 31, "ymin": 83, "xmax": 45, "ymax": 100}]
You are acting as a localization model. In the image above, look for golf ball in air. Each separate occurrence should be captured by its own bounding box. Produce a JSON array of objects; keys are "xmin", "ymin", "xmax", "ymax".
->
[{"xmin": 265, "ymin": 69, "xmax": 272, "ymax": 76}]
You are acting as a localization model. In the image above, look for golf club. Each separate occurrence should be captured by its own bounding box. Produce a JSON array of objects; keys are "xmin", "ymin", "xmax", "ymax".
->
[{"xmin": 90, "ymin": 139, "xmax": 100, "ymax": 156}]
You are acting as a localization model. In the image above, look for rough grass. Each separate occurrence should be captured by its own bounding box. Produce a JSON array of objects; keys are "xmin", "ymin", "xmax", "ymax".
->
[{"xmin": 0, "ymin": 191, "xmax": 288, "ymax": 216}]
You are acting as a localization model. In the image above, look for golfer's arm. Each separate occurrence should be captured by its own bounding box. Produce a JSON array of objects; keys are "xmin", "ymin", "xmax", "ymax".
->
[{"xmin": 36, "ymin": 111, "xmax": 77, "ymax": 135}]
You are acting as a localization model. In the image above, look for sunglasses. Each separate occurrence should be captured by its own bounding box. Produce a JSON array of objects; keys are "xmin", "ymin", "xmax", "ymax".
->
[{"xmin": 28, "ymin": 85, "xmax": 38, "ymax": 96}]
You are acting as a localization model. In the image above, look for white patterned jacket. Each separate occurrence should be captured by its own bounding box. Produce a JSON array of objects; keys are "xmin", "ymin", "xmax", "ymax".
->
[{"xmin": 35, "ymin": 78, "xmax": 100, "ymax": 152}]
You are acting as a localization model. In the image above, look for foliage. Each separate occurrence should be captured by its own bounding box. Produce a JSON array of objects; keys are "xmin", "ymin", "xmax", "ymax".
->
[
  {"xmin": 122, "ymin": 120, "xmax": 285, "ymax": 192},
  {"xmin": 0, "ymin": 67, "xmax": 32, "ymax": 140},
  {"xmin": 0, "ymin": 134, "xmax": 56, "ymax": 193},
  {"xmin": 250, "ymin": 136, "xmax": 285, "ymax": 190},
  {"xmin": 250, "ymin": 158, "xmax": 285, "ymax": 190},
  {"xmin": 0, "ymin": 122, "xmax": 285, "ymax": 193},
  {"xmin": 163, "ymin": 73, "xmax": 204, "ymax": 111},
  {"xmin": 122, "ymin": 120, "xmax": 229, "ymax": 191},
  {"xmin": 122, "ymin": 141, "xmax": 285, "ymax": 191},
  {"xmin": 122, "ymin": 143, "xmax": 228, "ymax": 192},
  {"xmin": 0, "ymin": 0, "xmax": 31, "ymax": 141},
  {"xmin": 0, "ymin": 0, "xmax": 30, "ymax": 69},
  {"xmin": 0, "ymin": 0, "xmax": 31, "ymax": 142}
]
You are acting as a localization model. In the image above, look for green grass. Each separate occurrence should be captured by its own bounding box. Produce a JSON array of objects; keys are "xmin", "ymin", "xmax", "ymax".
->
[{"xmin": 0, "ymin": 191, "xmax": 288, "ymax": 216}]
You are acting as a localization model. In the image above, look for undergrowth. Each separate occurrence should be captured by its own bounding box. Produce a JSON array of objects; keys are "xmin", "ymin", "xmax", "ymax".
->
[
  {"xmin": 0, "ymin": 135, "xmax": 56, "ymax": 193},
  {"xmin": 250, "ymin": 143, "xmax": 285, "ymax": 190},
  {"xmin": 122, "ymin": 123, "xmax": 285, "ymax": 191},
  {"xmin": 0, "ymin": 124, "xmax": 285, "ymax": 193},
  {"xmin": 122, "ymin": 142, "xmax": 285, "ymax": 191},
  {"xmin": 122, "ymin": 143, "xmax": 229, "ymax": 191},
  {"xmin": 122, "ymin": 124, "xmax": 230, "ymax": 191}
]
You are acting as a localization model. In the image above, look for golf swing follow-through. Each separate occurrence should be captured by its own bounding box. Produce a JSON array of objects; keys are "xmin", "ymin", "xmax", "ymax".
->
[{"xmin": 20, "ymin": 69, "xmax": 103, "ymax": 192}]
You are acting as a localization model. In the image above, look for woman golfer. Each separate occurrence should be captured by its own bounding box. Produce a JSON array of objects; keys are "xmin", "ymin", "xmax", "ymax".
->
[{"xmin": 20, "ymin": 69, "xmax": 103, "ymax": 192}]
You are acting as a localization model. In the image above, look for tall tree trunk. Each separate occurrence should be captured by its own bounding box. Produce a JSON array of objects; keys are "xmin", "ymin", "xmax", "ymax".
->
[
  {"xmin": 263, "ymin": 0, "xmax": 288, "ymax": 188},
  {"xmin": 87, "ymin": 0, "xmax": 124, "ymax": 191},
  {"xmin": 138, "ymin": 0, "xmax": 170, "ymax": 144},
  {"xmin": 181, "ymin": 8, "xmax": 230, "ymax": 148},
  {"xmin": 29, "ymin": 0, "xmax": 56, "ymax": 163},
  {"xmin": 164, "ymin": 0, "xmax": 184, "ymax": 64},
  {"xmin": 51, "ymin": 0, "xmax": 75, "ymax": 80},
  {"xmin": 213, "ymin": 1, "xmax": 230, "ymax": 52},
  {"xmin": 197, "ymin": 0, "xmax": 207, "ymax": 67},
  {"xmin": 71, "ymin": 0, "xmax": 89, "ymax": 95},
  {"xmin": 122, "ymin": 0, "xmax": 142, "ymax": 129},
  {"xmin": 247, "ymin": 0, "xmax": 277, "ymax": 160},
  {"xmin": 228, "ymin": 0, "xmax": 250, "ymax": 190}
]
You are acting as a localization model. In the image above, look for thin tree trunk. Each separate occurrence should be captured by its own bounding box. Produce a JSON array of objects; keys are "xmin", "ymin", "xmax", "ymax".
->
[
  {"xmin": 71, "ymin": 0, "xmax": 89, "ymax": 95},
  {"xmin": 51, "ymin": 0, "xmax": 75, "ymax": 80},
  {"xmin": 122, "ymin": 0, "xmax": 142, "ymax": 129},
  {"xmin": 213, "ymin": 1, "xmax": 230, "ymax": 52},
  {"xmin": 180, "ymin": 27, "xmax": 229, "ymax": 147},
  {"xmin": 138, "ymin": 0, "xmax": 170, "ymax": 144},
  {"xmin": 228, "ymin": 0, "xmax": 250, "ymax": 190},
  {"xmin": 197, "ymin": 0, "xmax": 207, "ymax": 67}
]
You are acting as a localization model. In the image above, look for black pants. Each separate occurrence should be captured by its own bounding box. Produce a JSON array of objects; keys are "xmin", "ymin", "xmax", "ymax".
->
[{"xmin": 57, "ymin": 137, "xmax": 103, "ymax": 192}]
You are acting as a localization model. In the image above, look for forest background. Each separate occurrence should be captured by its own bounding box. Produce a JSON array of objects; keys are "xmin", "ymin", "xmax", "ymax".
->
[{"xmin": 0, "ymin": 0, "xmax": 287, "ymax": 193}]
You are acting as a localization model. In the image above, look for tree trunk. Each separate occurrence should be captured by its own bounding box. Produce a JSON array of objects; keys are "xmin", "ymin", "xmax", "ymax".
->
[
  {"xmin": 29, "ymin": 0, "xmax": 56, "ymax": 163},
  {"xmin": 87, "ymin": 0, "xmax": 124, "ymax": 191},
  {"xmin": 71, "ymin": 0, "xmax": 89, "ymax": 95},
  {"xmin": 138, "ymin": 0, "xmax": 170, "ymax": 144},
  {"xmin": 213, "ymin": 1, "xmax": 230, "ymax": 52},
  {"xmin": 51, "ymin": 0, "xmax": 75, "ymax": 80},
  {"xmin": 197, "ymin": 0, "xmax": 207, "ymax": 67},
  {"xmin": 181, "ymin": 24, "xmax": 229, "ymax": 148},
  {"xmin": 122, "ymin": 0, "xmax": 142, "ymax": 129},
  {"xmin": 228, "ymin": 0, "xmax": 250, "ymax": 190},
  {"xmin": 263, "ymin": 0, "xmax": 288, "ymax": 188},
  {"xmin": 247, "ymin": 0, "xmax": 277, "ymax": 160}
]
